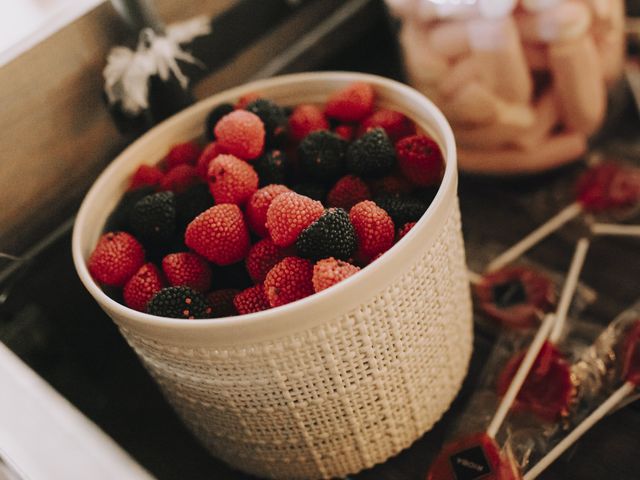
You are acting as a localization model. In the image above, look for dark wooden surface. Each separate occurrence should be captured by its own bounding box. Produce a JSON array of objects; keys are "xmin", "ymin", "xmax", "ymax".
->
[{"xmin": 1, "ymin": 1, "xmax": 640, "ymax": 479}]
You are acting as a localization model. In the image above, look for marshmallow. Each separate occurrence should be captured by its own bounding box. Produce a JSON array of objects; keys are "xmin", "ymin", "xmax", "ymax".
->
[
  {"xmin": 458, "ymin": 132, "xmax": 588, "ymax": 174},
  {"xmin": 595, "ymin": 28, "xmax": 625, "ymax": 84},
  {"xmin": 400, "ymin": 21, "xmax": 450, "ymax": 94},
  {"xmin": 521, "ymin": 0, "xmax": 565, "ymax": 12},
  {"xmin": 426, "ymin": 21, "xmax": 470, "ymax": 59},
  {"xmin": 385, "ymin": 0, "xmax": 418, "ymax": 19},
  {"xmin": 522, "ymin": 43, "xmax": 549, "ymax": 70},
  {"xmin": 438, "ymin": 55, "xmax": 482, "ymax": 98},
  {"xmin": 580, "ymin": 0, "xmax": 614, "ymax": 21},
  {"xmin": 513, "ymin": 93, "xmax": 560, "ymax": 150},
  {"xmin": 467, "ymin": 18, "xmax": 533, "ymax": 103},
  {"xmin": 549, "ymin": 35, "xmax": 606, "ymax": 135},
  {"xmin": 516, "ymin": 2, "xmax": 592, "ymax": 44},
  {"xmin": 440, "ymin": 82, "xmax": 500, "ymax": 126}
]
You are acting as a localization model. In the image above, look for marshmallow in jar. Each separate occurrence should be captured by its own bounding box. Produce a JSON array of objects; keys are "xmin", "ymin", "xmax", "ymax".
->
[{"xmin": 387, "ymin": 0, "xmax": 626, "ymax": 174}]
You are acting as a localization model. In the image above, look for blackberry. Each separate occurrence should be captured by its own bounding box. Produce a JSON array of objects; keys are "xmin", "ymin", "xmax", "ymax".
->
[
  {"xmin": 346, "ymin": 127, "xmax": 396, "ymax": 178},
  {"xmin": 246, "ymin": 98, "xmax": 288, "ymax": 146},
  {"xmin": 104, "ymin": 186, "xmax": 155, "ymax": 233},
  {"xmin": 175, "ymin": 183, "xmax": 214, "ymax": 230},
  {"xmin": 293, "ymin": 182, "xmax": 327, "ymax": 202},
  {"xmin": 129, "ymin": 191, "xmax": 176, "ymax": 245},
  {"xmin": 205, "ymin": 103, "xmax": 234, "ymax": 140},
  {"xmin": 147, "ymin": 286, "xmax": 212, "ymax": 319},
  {"xmin": 296, "ymin": 208, "xmax": 357, "ymax": 261},
  {"xmin": 254, "ymin": 150, "xmax": 288, "ymax": 186},
  {"xmin": 374, "ymin": 193, "xmax": 428, "ymax": 226},
  {"xmin": 298, "ymin": 130, "xmax": 347, "ymax": 182}
]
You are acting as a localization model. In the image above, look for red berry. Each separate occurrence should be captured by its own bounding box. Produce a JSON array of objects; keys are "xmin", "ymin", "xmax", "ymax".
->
[
  {"xmin": 123, "ymin": 263, "xmax": 166, "ymax": 312},
  {"xmin": 266, "ymin": 192, "xmax": 324, "ymax": 247},
  {"xmin": 88, "ymin": 232, "xmax": 145, "ymax": 287},
  {"xmin": 288, "ymin": 104, "xmax": 329, "ymax": 142},
  {"xmin": 160, "ymin": 164, "xmax": 200, "ymax": 193},
  {"xmin": 234, "ymin": 284, "xmax": 271, "ymax": 314},
  {"xmin": 397, "ymin": 222, "xmax": 416, "ymax": 241},
  {"xmin": 206, "ymin": 289, "xmax": 239, "ymax": 318},
  {"xmin": 207, "ymin": 154, "xmax": 259, "ymax": 205},
  {"xmin": 129, "ymin": 165, "xmax": 164, "ymax": 190},
  {"xmin": 312, "ymin": 257, "xmax": 360, "ymax": 293},
  {"xmin": 245, "ymin": 238, "xmax": 288, "ymax": 283},
  {"xmin": 325, "ymin": 82, "xmax": 375, "ymax": 122},
  {"xmin": 349, "ymin": 201, "xmax": 395, "ymax": 262},
  {"xmin": 396, "ymin": 134, "xmax": 444, "ymax": 187},
  {"xmin": 235, "ymin": 91, "xmax": 263, "ymax": 110},
  {"xmin": 327, "ymin": 175, "xmax": 371, "ymax": 210},
  {"xmin": 162, "ymin": 252, "xmax": 212, "ymax": 293},
  {"xmin": 214, "ymin": 110, "xmax": 265, "ymax": 160},
  {"xmin": 264, "ymin": 257, "xmax": 314, "ymax": 307},
  {"xmin": 185, "ymin": 204, "xmax": 250, "ymax": 265},
  {"xmin": 360, "ymin": 109, "xmax": 416, "ymax": 142},
  {"xmin": 196, "ymin": 142, "xmax": 225, "ymax": 179},
  {"xmin": 576, "ymin": 162, "xmax": 640, "ymax": 213},
  {"xmin": 246, "ymin": 184, "xmax": 291, "ymax": 237},
  {"xmin": 166, "ymin": 142, "xmax": 202, "ymax": 169},
  {"xmin": 367, "ymin": 174, "xmax": 414, "ymax": 196},
  {"xmin": 333, "ymin": 124, "xmax": 355, "ymax": 141}
]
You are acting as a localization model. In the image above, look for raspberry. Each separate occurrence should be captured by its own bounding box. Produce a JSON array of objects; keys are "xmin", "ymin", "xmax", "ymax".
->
[
  {"xmin": 576, "ymin": 162, "xmax": 640, "ymax": 213},
  {"xmin": 123, "ymin": 263, "xmax": 166, "ymax": 312},
  {"xmin": 129, "ymin": 191, "xmax": 176, "ymax": 245},
  {"xmin": 298, "ymin": 130, "xmax": 348, "ymax": 181},
  {"xmin": 166, "ymin": 142, "xmax": 202, "ymax": 169},
  {"xmin": 396, "ymin": 134, "xmax": 444, "ymax": 187},
  {"xmin": 325, "ymin": 81, "xmax": 375, "ymax": 122},
  {"xmin": 333, "ymin": 124, "xmax": 355, "ymax": 141},
  {"xmin": 346, "ymin": 128, "xmax": 396, "ymax": 178},
  {"xmin": 349, "ymin": 201, "xmax": 395, "ymax": 262},
  {"xmin": 266, "ymin": 192, "xmax": 324, "ymax": 247},
  {"xmin": 288, "ymin": 104, "xmax": 329, "ymax": 142},
  {"xmin": 246, "ymin": 184, "xmax": 291, "ymax": 237},
  {"xmin": 327, "ymin": 175, "xmax": 371, "ymax": 210},
  {"xmin": 360, "ymin": 109, "xmax": 415, "ymax": 142},
  {"xmin": 129, "ymin": 165, "xmax": 164, "ymax": 190},
  {"xmin": 185, "ymin": 204, "xmax": 250, "ymax": 265},
  {"xmin": 205, "ymin": 103, "xmax": 234, "ymax": 140},
  {"xmin": 214, "ymin": 110, "xmax": 265, "ymax": 160},
  {"xmin": 147, "ymin": 286, "xmax": 212, "ymax": 319},
  {"xmin": 206, "ymin": 289, "xmax": 239, "ymax": 318},
  {"xmin": 254, "ymin": 150, "xmax": 288, "ymax": 186},
  {"xmin": 196, "ymin": 142, "xmax": 226, "ymax": 179},
  {"xmin": 175, "ymin": 183, "xmax": 214, "ymax": 230},
  {"xmin": 296, "ymin": 208, "xmax": 357, "ymax": 261},
  {"xmin": 264, "ymin": 257, "xmax": 314, "ymax": 307},
  {"xmin": 207, "ymin": 154, "xmax": 258, "ymax": 205},
  {"xmin": 397, "ymin": 222, "xmax": 416, "ymax": 241},
  {"xmin": 312, "ymin": 257, "xmax": 360, "ymax": 292},
  {"xmin": 159, "ymin": 164, "xmax": 200, "ymax": 194},
  {"xmin": 88, "ymin": 232, "xmax": 145, "ymax": 287},
  {"xmin": 246, "ymin": 98, "xmax": 288, "ymax": 146},
  {"xmin": 374, "ymin": 193, "xmax": 428, "ymax": 226},
  {"xmin": 236, "ymin": 91, "xmax": 263, "ymax": 110},
  {"xmin": 245, "ymin": 238, "xmax": 288, "ymax": 283},
  {"xmin": 234, "ymin": 284, "xmax": 271, "ymax": 314},
  {"xmin": 162, "ymin": 252, "xmax": 212, "ymax": 293}
]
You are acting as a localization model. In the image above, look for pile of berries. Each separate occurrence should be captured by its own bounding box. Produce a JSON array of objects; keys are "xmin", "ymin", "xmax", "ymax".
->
[{"xmin": 88, "ymin": 82, "xmax": 445, "ymax": 319}]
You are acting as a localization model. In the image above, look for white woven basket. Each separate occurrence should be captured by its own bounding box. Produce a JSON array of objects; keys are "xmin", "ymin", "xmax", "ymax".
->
[{"xmin": 72, "ymin": 72, "xmax": 473, "ymax": 479}]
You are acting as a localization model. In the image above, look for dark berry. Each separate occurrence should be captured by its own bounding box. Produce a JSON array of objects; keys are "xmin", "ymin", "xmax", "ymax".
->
[
  {"xmin": 129, "ymin": 191, "xmax": 176, "ymax": 245},
  {"xmin": 296, "ymin": 208, "xmax": 357, "ymax": 261},
  {"xmin": 209, "ymin": 262, "xmax": 254, "ymax": 290},
  {"xmin": 175, "ymin": 183, "xmax": 214, "ymax": 230},
  {"xmin": 346, "ymin": 127, "xmax": 396, "ymax": 178},
  {"xmin": 205, "ymin": 103, "xmax": 234, "ymax": 140},
  {"xmin": 292, "ymin": 182, "xmax": 327, "ymax": 202},
  {"xmin": 246, "ymin": 98, "xmax": 288, "ymax": 147},
  {"xmin": 147, "ymin": 286, "xmax": 212, "ymax": 319},
  {"xmin": 254, "ymin": 150, "xmax": 288, "ymax": 186},
  {"xmin": 105, "ymin": 186, "xmax": 155, "ymax": 233},
  {"xmin": 374, "ymin": 193, "xmax": 428, "ymax": 226},
  {"xmin": 298, "ymin": 130, "xmax": 347, "ymax": 182}
]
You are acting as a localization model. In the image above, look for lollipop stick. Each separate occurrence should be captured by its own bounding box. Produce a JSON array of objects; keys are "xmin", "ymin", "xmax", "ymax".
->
[
  {"xmin": 523, "ymin": 381, "xmax": 636, "ymax": 480},
  {"xmin": 487, "ymin": 203, "xmax": 583, "ymax": 272},
  {"xmin": 591, "ymin": 223, "xmax": 640, "ymax": 237},
  {"xmin": 467, "ymin": 270, "xmax": 483, "ymax": 285},
  {"xmin": 486, "ymin": 313, "xmax": 557, "ymax": 439},
  {"xmin": 549, "ymin": 237, "xmax": 590, "ymax": 344}
]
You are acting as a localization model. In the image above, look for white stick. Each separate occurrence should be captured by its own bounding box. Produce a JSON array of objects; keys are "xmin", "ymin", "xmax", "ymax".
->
[
  {"xmin": 468, "ymin": 270, "xmax": 484, "ymax": 285},
  {"xmin": 591, "ymin": 223, "xmax": 640, "ymax": 238},
  {"xmin": 549, "ymin": 237, "xmax": 590, "ymax": 344},
  {"xmin": 487, "ymin": 203, "xmax": 583, "ymax": 272},
  {"xmin": 524, "ymin": 381, "xmax": 636, "ymax": 480},
  {"xmin": 486, "ymin": 313, "xmax": 557, "ymax": 439}
]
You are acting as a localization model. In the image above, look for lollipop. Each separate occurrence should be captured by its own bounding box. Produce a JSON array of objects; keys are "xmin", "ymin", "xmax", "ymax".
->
[
  {"xmin": 523, "ymin": 319, "xmax": 640, "ymax": 479},
  {"xmin": 488, "ymin": 162, "xmax": 640, "ymax": 272}
]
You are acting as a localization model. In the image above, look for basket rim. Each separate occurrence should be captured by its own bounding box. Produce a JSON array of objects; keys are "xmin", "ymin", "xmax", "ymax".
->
[{"xmin": 72, "ymin": 71, "xmax": 458, "ymax": 342}]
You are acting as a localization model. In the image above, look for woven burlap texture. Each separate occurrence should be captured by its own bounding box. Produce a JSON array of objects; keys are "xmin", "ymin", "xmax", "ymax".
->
[{"xmin": 120, "ymin": 200, "xmax": 472, "ymax": 480}]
